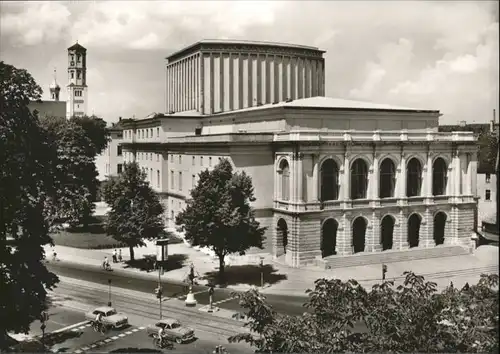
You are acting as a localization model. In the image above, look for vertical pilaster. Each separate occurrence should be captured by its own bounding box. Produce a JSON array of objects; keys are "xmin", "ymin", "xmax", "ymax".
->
[
  {"xmin": 470, "ymin": 153, "xmax": 477, "ymax": 197},
  {"xmin": 238, "ymin": 54, "xmax": 244, "ymax": 109},
  {"xmin": 342, "ymin": 149, "xmax": 350, "ymax": 200},
  {"xmin": 297, "ymin": 58, "xmax": 304, "ymax": 99},
  {"xmin": 304, "ymin": 59, "xmax": 311, "ymax": 98},
  {"xmin": 297, "ymin": 152, "xmax": 303, "ymax": 202},
  {"xmin": 219, "ymin": 54, "xmax": 224, "ymax": 112},
  {"xmin": 369, "ymin": 212, "xmax": 380, "ymax": 252},
  {"xmin": 273, "ymin": 157, "xmax": 278, "ymax": 202},
  {"xmin": 191, "ymin": 56, "xmax": 195, "ymax": 110},
  {"xmin": 256, "ymin": 54, "xmax": 262, "ymax": 105},
  {"xmin": 282, "ymin": 56, "xmax": 288, "ymax": 100},
  {"xmin": 312, "ymin": 154, "xmax": 319, "ymax": 201},
  {"xmin": 209, "ymin": 54, "xmax": 214, "ymax": 114},
  {"xmin": 273, "ymin": 56, "xmax": 280, "ymax": 102},
  {"xmin": 229, "ymin": 53, "xmax": 234, "ymax": 111},
  {"xmin": 454, "ymin": 150, "xmax": 462, "ymax": 196},
  {"xmin": 399, "ymin": 210, "xmax": 409, "ymax": 249},
  {"xmin": 399, "ymin": 153, "xmax": 407, "ymax": 198},
  {"xmin": 311, "ymin": 60, "xmax": 317, "ymax": 96},
  {"xmin": 371, "ymin": 152, "xmax": 379, "ymax": 200},
  {"xmin": 321, "ymin": 59, "xmax": 326, "ymax": 96},
  {"xmin": 200, "ymin": 54, "xmax": 205, "ymax": 114},
  {"xmin": 165, "ymin": 65, "xmax": 170, "ymax": 112},
  {"xmin": 174, "ymin": 62, "xmax": 178, "ymax": 112},
  {"xmin": 181, "ymin": 59, "xmax": 185, "ymax": 111},
  {"xmin": 339, "ymin": 213, "xmax": 352, "ymax": 255},
  {"xmin": 265, "ymin": 55, "xmax": 271, "ymax": 104},
  {"xmin": 465, "ymin": 153, "xmax": 471, "ymax": 195},
  {"xmin": 248, "ymin": 53, "xmax": 253, "ymax": 107},
  {"xmin": 426, "ymin": 149, "xmax": 433, "ymax": 198},
  {"xmin": 290, "ymin": 58, "xmax": 296, "ymax": 100}
]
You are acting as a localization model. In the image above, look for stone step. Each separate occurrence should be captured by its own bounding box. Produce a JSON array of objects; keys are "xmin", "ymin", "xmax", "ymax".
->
[{"xmin": 316, "ymin": 245, "xmax": 470, "ymax": 269}]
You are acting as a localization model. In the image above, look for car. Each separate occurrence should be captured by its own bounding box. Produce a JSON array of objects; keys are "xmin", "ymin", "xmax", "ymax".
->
[
  {"xmin": 84, "ymin": 306, "xmax": 128, "ymax": 329},
  {"xmin": 146, "ymin": 318, "xmax": 195, "ymax": 344}
]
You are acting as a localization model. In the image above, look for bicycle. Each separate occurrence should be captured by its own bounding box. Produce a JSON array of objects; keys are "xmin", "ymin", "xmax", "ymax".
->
[
  {"xmin": 91, "ymin": 321, "xmax": 107, "ymax": 334},
  {"xmin": 102, "ymin": 262, "xmax": 112, "ymax": 271},
  {"xmin": 153, "ymin": 334, "xmax": 169, "ymax": 349}
]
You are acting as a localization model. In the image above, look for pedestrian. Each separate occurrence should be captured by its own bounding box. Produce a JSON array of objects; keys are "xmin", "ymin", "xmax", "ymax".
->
[
  {"xmin": 118, "ymin": 249, "xmax": 122, "ymax": 262},
  {"xmin": 112, "ymin": 249, "xmax": 117, "ymax": 263},
  {"xmin": 103, "ymin": 256, "xmax": 111, "ymax": 270}
]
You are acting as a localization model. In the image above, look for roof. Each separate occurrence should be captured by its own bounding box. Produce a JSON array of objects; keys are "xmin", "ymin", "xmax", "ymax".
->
[
  {"xmin": 95, "ymin": 306, "xmax": 115, "ymax": 312},
  {"xmin": 157, "ymin": 318, "xmax": 179, "ymax": 325},
  {"xmin": 166, "ymin": 39, "xmax": 324, "ymax": 61},
  {"xmin": 68, "ymin": 42, "xmax": 87, "ymax": 51},
  {"xmin": 210, "ymin": 96, "xmax": 439, "ymax": 116}
]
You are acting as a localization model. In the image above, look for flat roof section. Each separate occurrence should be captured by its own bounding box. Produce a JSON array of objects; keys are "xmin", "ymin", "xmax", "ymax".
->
[{"xmin": 166, "ymin": 39, "xmax": 325, "ymax": 61}]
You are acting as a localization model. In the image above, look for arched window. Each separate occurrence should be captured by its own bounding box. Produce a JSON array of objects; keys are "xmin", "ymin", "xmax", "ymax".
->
[
  {"xmin": 432, "ymin": 158, "xmax": 448, "ymax": 196},
  {"xmin": 321, "ymin": 219, "xmax": 338, "ymax": 257},
  {"xmin": 379, "ymin": 158, "xmax": 396, "ymax": 198},
  {"xmin": 407, "ymin": 158, "xmax": 422, "ymax": 197},
  {"xmin": 320, "ymin": 159, "xmax": 339, "ymax": 201},
  {"xmin": 352, "ymin": 217, "xmax": 367, "ymax": 253},
  {"xmin": 279, "ymin": 160, "xmax": 290, "ymax": 201},
  {"xmin": 351, "ymin": 159, "xmax": 368, "ymax": 200}
]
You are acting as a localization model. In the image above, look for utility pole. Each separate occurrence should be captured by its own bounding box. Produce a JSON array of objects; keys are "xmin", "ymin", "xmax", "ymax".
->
[
  {"xmin": 158, "ymin": 265, "xmax": 163, "ymax": 319},
  {"xmin": 108, "ymin": 279, "xmax": 112, "ymax": 306}
]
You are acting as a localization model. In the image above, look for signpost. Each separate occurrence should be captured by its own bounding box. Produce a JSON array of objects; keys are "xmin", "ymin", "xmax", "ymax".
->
[
  {"xmin": 156, "ymin": 238, "xmax": 169, "ymax": 318},
  {"xmin": 108, "ymin": 279, "xmax": 112, "ymax": 306}
]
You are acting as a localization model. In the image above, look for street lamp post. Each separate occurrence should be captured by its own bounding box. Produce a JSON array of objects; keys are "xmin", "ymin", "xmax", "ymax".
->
[
  {"xmin": 108, "ymin": 279, "xmax": 112, "ymax": 306},
  {"xmin": 260, "ymin": 257, "xmax": 264, "ymax": 288}
]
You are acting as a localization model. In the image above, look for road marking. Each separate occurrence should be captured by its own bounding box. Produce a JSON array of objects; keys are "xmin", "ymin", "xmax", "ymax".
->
[
  {"xmin": 118, "ymin": 333, "xmax": 126, "ymax": 337},
  {"xmin": 75, "ymin": 351, "xmax": 82, "ymax": 354},
  {"xmin": 104, "ymin": 338, "xmax": 112, "ymax": 342},
  {"xmin": 138, "ymin": 326, "xmax": 145, "ymax": 330},
  {"xmin": 213, "ymin": 297, "xmax": 238, "ymax": 305},
  {"xmin": 125, "ymin": 331, "xmax": 133, "ymax": 335},
  {"xmin": 51, "ymin": 320, "xmax": 90, "ymax": 334},
  {"xmin": 71, "ymin": 328, "xmax": 79, "ymax": 332},
  {"xmin": 90, "ymin": 344, "xmax": 97, "ymax": 348},
  {"xmin": 111, "ymin": 336, "xmax": 119, "ymax": 340},
  {"xmin": 78, "ymin": 326, "xmax": 86, "ymax": 330},
  {"xmin": 81, "ymin": 346, "xmax": 90, "ymax": 350},
  {"xmin": 132, "ymin": 328, "xmax": 139, "ymax": 332},
  {"xmin": 97, "ymin": 341, "xmax": 106, "ymax": 346}
]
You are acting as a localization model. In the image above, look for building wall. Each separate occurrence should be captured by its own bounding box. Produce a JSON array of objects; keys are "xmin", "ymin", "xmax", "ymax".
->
[{"xmin": 477, "ymin": 172, "xmax": 497, "ymax": 223}]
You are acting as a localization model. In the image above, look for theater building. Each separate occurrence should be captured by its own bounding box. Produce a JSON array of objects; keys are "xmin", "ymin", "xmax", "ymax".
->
[{"xmin": 119, "ymin": 40, "xmax": 477, "ymax": 268}]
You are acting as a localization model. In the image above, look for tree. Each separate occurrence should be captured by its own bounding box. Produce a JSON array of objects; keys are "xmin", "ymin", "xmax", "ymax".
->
[
  {"xmin": 40, "ymin": 116, "xmax": 99, "ymax": 228},
  {"xmin": 102, "ymin": 162, "xmax": 165, "ymax": 261},
  {"xmin": 70, "ymin": 115, "xmax": 110, "ymax": 156},
  {"xmin": 0, "ymin": 62, "xmax": 59, "ymax": 343},
  {"xmin": 229, "ymin": 272, "xmax": 499, "ymax": 353},
  {"xmin": 477, "ymin": 131, "xmax": 499, "ymax": 173},
  {"xmin": 176, "ymin": 158, "xmax": 266, "ymax": 284}
]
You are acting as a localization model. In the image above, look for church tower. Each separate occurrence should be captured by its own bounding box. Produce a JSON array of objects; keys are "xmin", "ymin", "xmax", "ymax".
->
[
  {"xmin": 49, "ymin": 68, "xmax": 61, "ymax": 101},
  {"xmin": 67, "ymin": 42, "xmax": 88, "ymax": 119}
]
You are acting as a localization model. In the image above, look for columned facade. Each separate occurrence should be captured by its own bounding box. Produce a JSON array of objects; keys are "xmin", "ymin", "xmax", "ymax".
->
[{"xmin": 165, "ymin": 40, "xmax": 326, "ymax": 115}]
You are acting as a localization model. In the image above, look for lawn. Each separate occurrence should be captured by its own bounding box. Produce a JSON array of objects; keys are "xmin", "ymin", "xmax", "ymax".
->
[{"xmin": 49, "ymin": 215, "xmax": 184, "ymax": 250}]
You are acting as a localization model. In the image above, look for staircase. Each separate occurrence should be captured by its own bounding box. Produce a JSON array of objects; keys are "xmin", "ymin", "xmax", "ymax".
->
[{"xmin": 315, "ymin": 245, "xmax": 470, "ymax": 269}]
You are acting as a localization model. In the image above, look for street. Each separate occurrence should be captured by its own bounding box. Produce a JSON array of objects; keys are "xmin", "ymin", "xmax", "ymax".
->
[
  {"xmin": 33, "ymin": 277, "xmax": 254, "ymax": 353},
  {"xmin": 46, "ymin": 260, "xmax": 309, "ymax": 316}
]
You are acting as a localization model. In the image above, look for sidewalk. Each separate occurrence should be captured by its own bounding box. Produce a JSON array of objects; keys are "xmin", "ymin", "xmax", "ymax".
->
[{"xmin": 46, "ymin": 236, "xmax": 499, "ymax": 297}]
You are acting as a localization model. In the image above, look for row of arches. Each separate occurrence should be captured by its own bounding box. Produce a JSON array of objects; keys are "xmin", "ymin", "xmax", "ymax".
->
[
  {"xmin": 275, "ymin": 212, "xmax": 448, "ymax": 258},
  {"xmin": 278, "ymin": 156, "xmax": 448, "ymax": 201}
]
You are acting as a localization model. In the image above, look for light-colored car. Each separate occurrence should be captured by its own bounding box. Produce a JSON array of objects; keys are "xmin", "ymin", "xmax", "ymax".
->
[
  {"xmin": 146, "ymin": 318, "xmax": 195, "ymax": 344},
  {"xmin": 85, "ymin": 306, "xmax": 128, "ymax": 329}
]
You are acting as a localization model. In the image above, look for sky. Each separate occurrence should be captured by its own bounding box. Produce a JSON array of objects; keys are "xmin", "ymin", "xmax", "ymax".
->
[{"xmin": 1, "ymin": 0, "xmax": 498, "ymax": 125}]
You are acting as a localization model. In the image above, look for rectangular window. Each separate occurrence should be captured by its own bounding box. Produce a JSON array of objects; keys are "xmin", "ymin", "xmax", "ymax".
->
[
  {"xmin": 179, "ymin": 155, "xmax": 182, "ymax": 164},
  {"xmin": 150, "ymin": 128, "xmax": 153, "ymax": 138},
  {"xmin": 179, "ymin": 172, "xmax": 182, "ymax": 191},
  {"xmin": 157, "ymin": 153, "xmax": 159, "ymax": 162},
  {"xmin": 192, "ymin": 174, "xmax": 195, "ymax": 188},
  {"xmin": 150, "ymin": 168, "xmax": 153, "ymax": 183},
  {"xmin": 117, "ymin": 164, "xmax": 122, "ymax": 174},
  {"xmin": 486, "ymin": 173, "xmax": 491, "ymax": 183},
  {"xmin": 157, "ymin": 170, "xmax": 160, "ymax": 188},
  {"xmin": 71, "ymin": 72, "xmax": 74, "ymax": 79},
  {"xmin": 485, "ymin": 190, "xmax": 491, "ymax": 201},
  {"xmin": 157, "ymin": 127, "xmax": 160, "ymax": 137},
  {"xmin": 192, "ymin": 156, "xmax": 195, "ymax": 166},
  {"xmin": 209, "ymin": 157, "xmax": 212, "ymax": 167},
  {"xmin": 117, "ymin": 146, "xmax": 122, "ymax": 156},
  {"xmin": 150, "ymin": 153, "xmax": 152, "ymax": 161},
  {"xmin": 77, "ymin": 71, "xmax": 81, "ymax": 79},
  {"xmin": 170, "ymin": 170, "xmax": 174, "ymax": 189},
  {"xmin": 200, "ymin": 156, "xmax": 203, "ymax": 167},
  {"xmin": 170, "ymin": 155, "xmax": 173, "ymax": 163}
]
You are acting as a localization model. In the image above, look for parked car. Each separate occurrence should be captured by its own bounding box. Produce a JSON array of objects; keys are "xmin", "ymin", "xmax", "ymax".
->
[
  {"xmin": 146, "ymin": 318, "xmax": 195, "ymax": 344},
  {"xmin": 84, "ymin": 306, "xmax": 128, "ymax": 329}
]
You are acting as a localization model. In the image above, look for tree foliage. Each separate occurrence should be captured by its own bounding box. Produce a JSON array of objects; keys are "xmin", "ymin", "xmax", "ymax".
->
[
  {"xmin": 229, "ymin": 272, "xmax": 499, "ymax": 353},
  {"xmin": 477, "ymin": 131, "xmax": 499, "ymax": 173},
  {"xmin": 102, "ymin": 162, "xmax": 165, "ymax": 261},
  {"xmin": 175, "ymin": 158, "xmax": 266, "ymax": 284},
  {"xmin": 0, "ymin": 61, "xmax": 59, "ymax": 342}
]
